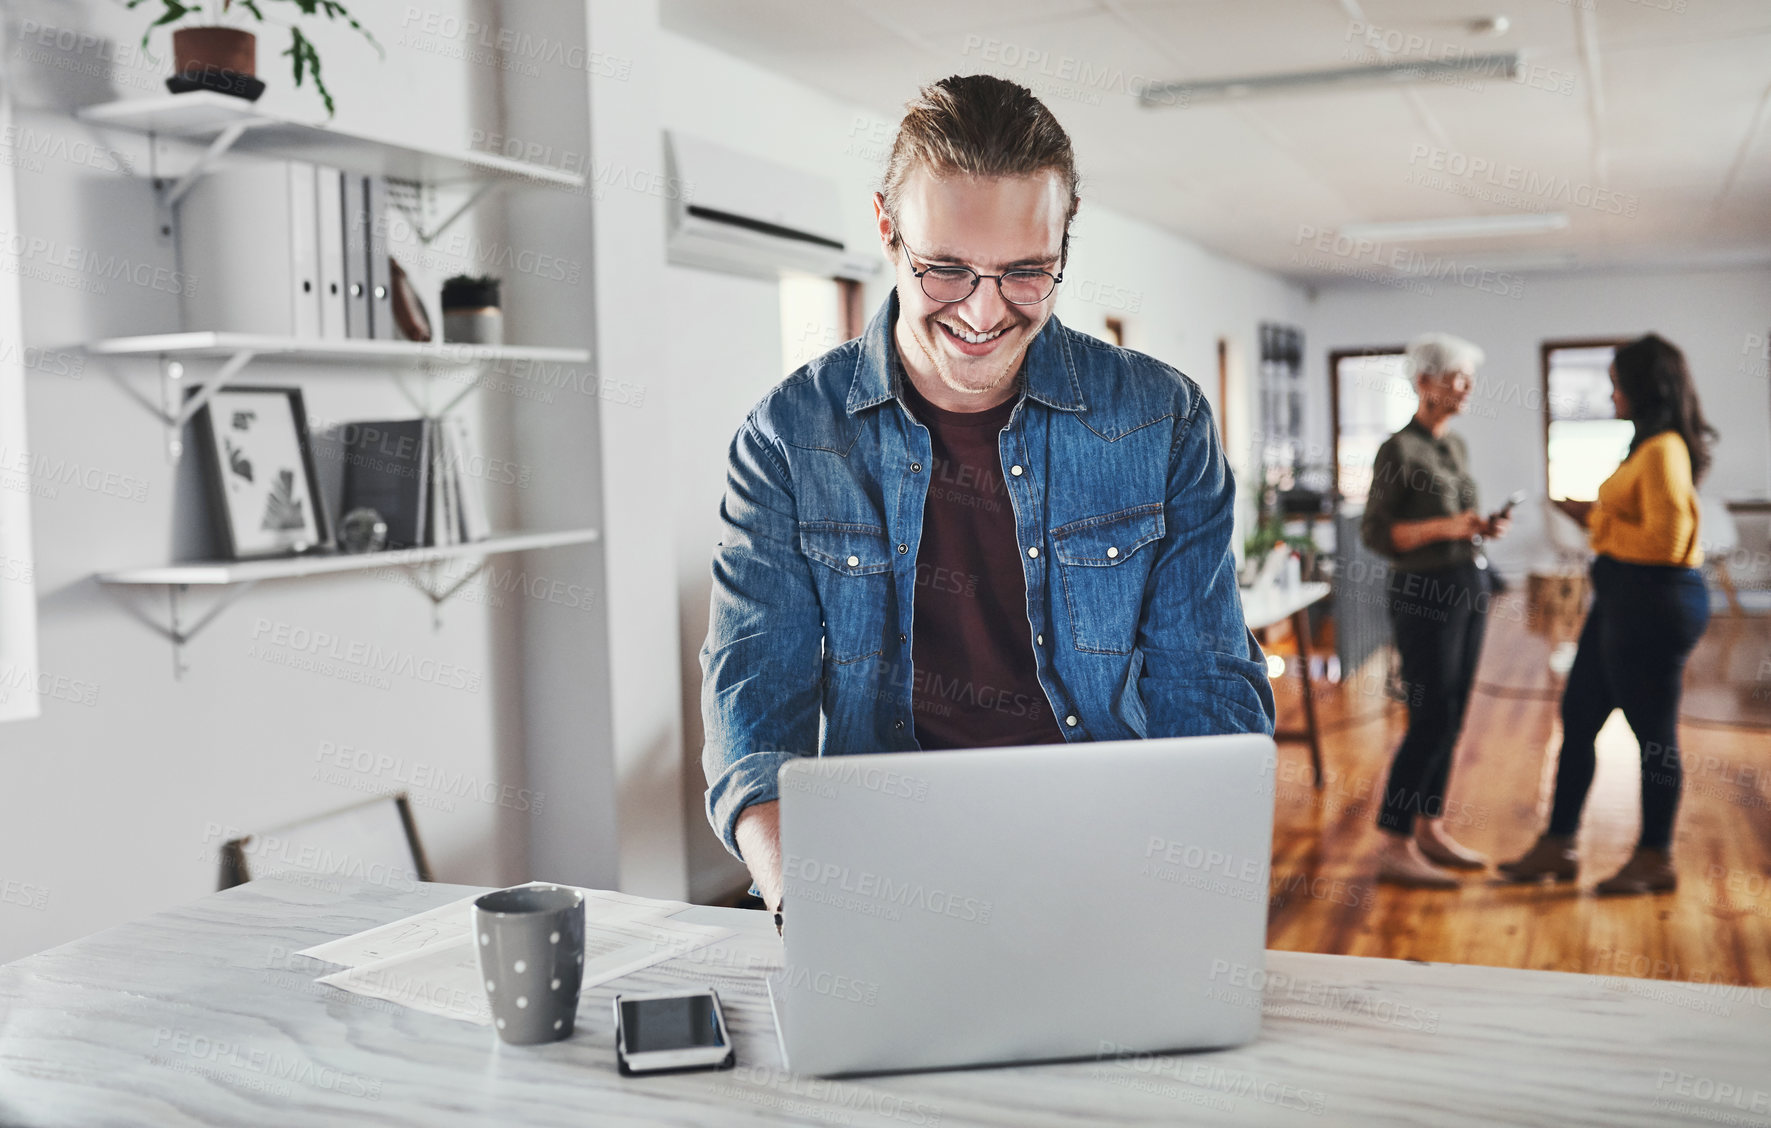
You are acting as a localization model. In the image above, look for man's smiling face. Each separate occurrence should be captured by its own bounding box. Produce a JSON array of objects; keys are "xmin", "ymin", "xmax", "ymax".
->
[{"xmin": 876, "ymin": 168, "xmax": 1068, "ymax": 412}]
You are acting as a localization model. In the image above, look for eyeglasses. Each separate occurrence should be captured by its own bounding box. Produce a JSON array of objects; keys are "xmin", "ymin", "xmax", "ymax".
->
[{"xmin": 897, "ymin": 235, "xmax": 1062, "ymax": 306}]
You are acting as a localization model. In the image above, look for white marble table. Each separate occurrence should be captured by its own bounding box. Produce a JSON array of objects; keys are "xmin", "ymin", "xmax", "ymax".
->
[
  {"xmin": 3, "ymin": 878, "xmax": 1767, "ymax": 1127},
  {"xmin": 1240, "ymin": 581, "xmax": 1333, "ymax": 634}
]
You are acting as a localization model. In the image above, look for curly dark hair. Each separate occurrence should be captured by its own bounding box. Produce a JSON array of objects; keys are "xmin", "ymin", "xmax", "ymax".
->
[{"xmin": 1612, "ymin": 334, "xmax": 1717, "ymax": 483}]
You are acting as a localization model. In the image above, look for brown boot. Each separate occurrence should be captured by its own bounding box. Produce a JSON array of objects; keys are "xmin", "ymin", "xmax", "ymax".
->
[
  {"xmin": 1415, "ymin": 819, "xmax": 1490, "ymax": 870},
  {"xmin": 1496, "ymin": 833, "xmax": 1578, "ymax": 883},
  {"xmin": 1375, "ymin": 835, "xmax": 1462, "ymax": 888},
  {"xmin": 1595, "ymin": 848, "xmax": 1677, "ymax": 895}
]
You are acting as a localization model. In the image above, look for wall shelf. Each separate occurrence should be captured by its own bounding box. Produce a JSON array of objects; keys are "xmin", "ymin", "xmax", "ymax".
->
[
  {"xmin": 99, "ymin": 528, "xmax": 599, "ymax": 587},
  {"xmin": 83, "ymin": 333, "xmax": 592, "ymax": 459},
  {"xmin": 78, "ymin": 92, "xmax": 582, "ymax": 243},
  {"xmin": 76, "ymin": 98, "xmax": 602, "ymax": 678},
  {"xmin": 78, "ymin": 92, "xmax": 583, "ymax": 187},
  {"xmin": 98, "ymin": 529, "xmax": 601, "ymax": 676},
  {"xmin": 87, "ymin": 332, "xmax": 591, "ymax": 366}
]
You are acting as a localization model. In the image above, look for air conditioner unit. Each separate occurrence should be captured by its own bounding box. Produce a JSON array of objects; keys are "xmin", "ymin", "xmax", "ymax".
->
[{"xmin": 664, "ymin": 130, "xmax": 877, "ymax": 282}]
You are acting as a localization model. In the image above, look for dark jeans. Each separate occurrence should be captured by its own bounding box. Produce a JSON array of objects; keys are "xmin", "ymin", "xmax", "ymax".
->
[
  {"xmin": 1547, "ymin": 555, "xmax": 1710, "ymax": 852},
  {"xmin": 1377, "ymin": 561, "xmax": 1491, "ymax": 835}
]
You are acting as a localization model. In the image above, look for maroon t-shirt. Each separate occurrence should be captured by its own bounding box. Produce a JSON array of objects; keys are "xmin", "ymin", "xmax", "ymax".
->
[{"xmin": 899, "ymin": 369, "xmax": 1066, "ymax": 750}]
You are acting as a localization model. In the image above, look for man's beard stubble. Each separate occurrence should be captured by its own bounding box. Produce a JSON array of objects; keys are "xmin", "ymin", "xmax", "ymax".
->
[{"xmin": 912, "ymin": 308, "xmax": 1044, "ymax": 399}]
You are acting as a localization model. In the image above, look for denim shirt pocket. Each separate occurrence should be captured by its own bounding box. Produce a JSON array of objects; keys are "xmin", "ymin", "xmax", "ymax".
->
[
  {"xmin": 1051, "ymin": 503, "xmax": 1165, "ymax": 654},
  {"xmin": 799, "ymin": 521, "xmax": 892, "ymax": 665}
]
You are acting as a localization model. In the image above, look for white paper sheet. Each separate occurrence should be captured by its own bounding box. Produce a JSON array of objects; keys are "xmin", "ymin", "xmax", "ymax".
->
[
  {"xmin": 295, "ymin": 883, "xmax": 687, "ymax": 968},
  {"xmin": 302, "ymin": 883, "xmax": 732, "ymax": 1026},
  {"xmin": 316, "ymin": 935, "xmax": 494, "ymax": 1024}
]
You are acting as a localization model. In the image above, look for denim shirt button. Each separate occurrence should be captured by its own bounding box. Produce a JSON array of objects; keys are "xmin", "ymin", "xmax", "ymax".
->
[
  {"xmin": 1027, "ymin": 547, "xmax": 1039, "ymax": 559},
  {"xmin": 911, "ymin": 462, "xmax": 923, "ymax": 473},
  {"xmin": 1010, "ymin": 465, "xmax": 1024, "ymax": 477},
  {"xmin": 1036, "ymin": 633, "xmax": 1044, "ymax": 646},
  {"xmin": 897, "ymin": 543, "xmax": 908, "ymax": 554},
  {"xmin": 847, "ymin": 555, "xmax": 859, "ymax": 568},
  {"xmin": 899, "ymin": 633, "xmax": 908, "ymax": 643},
  {"xmin": 1064, "ymin": 714, "xmax": 1078, "ymax": 727},
  {"xmin": 893, "ymin": 720, "xmax": 904, "ymax": 730}
]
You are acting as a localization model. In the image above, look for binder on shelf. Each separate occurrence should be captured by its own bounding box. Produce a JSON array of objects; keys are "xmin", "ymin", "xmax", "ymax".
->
[
  {"xmin": 432, "ymin": 421, "xmax": 449, "ymax": 545},
  {"xmin": 366, "ymin": 174, "xmax": 396, "ymax": 340},
  {"xmin": 177, "ymin": 158, "xmax": 323, "ymax": 337},
  {"xmin": 449, "ymin": 416, "xmax": 488, "ymax": 542},
  {"xmin": 314, "ymin": 165, "xmax": 347, "ymax": 340},
  {"xmin": 447, "ymin": 424, "xmax": 462, "ymax": 544},
  {"xmin": 340, "ymin": 172, "xmax": 372, "ymax": 339},
  {"xmin": 428, "ymin": 420, "xmax": 455, "ymax": 547},
  {"xmin": 341, "ymin": 419, "xmax": 429, "ymax": 550},
  {"xmin": 287, "ymin": 161, "xmax": 320, "ymax": 339},
  {"xmin": 444, "ymin": 425, "xmax": 462, "ymax": 544}
]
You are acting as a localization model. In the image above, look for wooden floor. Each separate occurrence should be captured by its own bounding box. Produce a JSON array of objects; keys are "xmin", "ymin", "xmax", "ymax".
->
[{"xmin": 1265, "ymin": 590, "xmax": 1771, "ymax": 990}]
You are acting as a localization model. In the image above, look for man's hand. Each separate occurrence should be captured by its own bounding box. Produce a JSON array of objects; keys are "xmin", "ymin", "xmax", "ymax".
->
[
  {"xmin": 1481, "ymin": 514, "xmax": 1512, "ymax": 539},
  {"xmin": 734, "ymin": 800, "xmax": 784, "ymax": 911}
]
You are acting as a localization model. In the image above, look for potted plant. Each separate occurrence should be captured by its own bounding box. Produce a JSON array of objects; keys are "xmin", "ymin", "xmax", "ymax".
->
[
  {"xmin": 441, "ymin": 274, "xmax": 504, "ymax": 346},
  {"xmin": 1242, "ymin": 474, "xmax": 1322, "ymax": 584},
  {"xmin": 125, "ymin": 0, "xmax": 382, "ymax": 118}
]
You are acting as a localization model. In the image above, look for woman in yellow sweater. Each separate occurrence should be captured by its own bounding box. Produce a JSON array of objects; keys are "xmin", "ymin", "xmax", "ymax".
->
[{"xmin": 1500, "ymin": 333, "xmax": 1716, "ymax": 894}]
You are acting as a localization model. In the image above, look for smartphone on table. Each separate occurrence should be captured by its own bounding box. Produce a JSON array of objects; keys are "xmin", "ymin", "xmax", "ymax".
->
[{"xmin": 613, "ymin": 988, "xmax": 734, "ymax": 1075}]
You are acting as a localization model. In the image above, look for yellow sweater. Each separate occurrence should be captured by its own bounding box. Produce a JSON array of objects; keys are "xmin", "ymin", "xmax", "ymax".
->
[{"xmin": 1589, "ymin": 431, "xmax": 1703, "ymax": 567}]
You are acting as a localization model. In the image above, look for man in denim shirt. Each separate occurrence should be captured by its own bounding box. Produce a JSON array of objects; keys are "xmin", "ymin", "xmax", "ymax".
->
[{"xmin": 700, "ymin": 75, "xmax": 1275, "ymax": 911}]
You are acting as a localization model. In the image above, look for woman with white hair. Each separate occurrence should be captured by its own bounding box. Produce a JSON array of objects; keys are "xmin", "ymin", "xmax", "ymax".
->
[{"xmin": 1359, "ymin": 332, "xmax": 1510, "ymax": 886}]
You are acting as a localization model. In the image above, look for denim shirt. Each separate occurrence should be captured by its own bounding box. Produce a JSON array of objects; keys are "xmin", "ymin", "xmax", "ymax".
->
[{"xmin": 700, "ymin": 292, "xmax": 1276, "ymax": 859}]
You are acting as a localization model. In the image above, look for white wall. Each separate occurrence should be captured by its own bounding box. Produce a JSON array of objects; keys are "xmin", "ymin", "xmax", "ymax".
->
[
  {"xmin": 0, "ymin": 0, "xmax": 613, "ymax": 961},
  {"xmin": 652, "ymin": 29, "xmax": 1309, "ymax": 900},
  {"xmin": 576, "ymin": 0, "xmax": 688, "ymax": 899},
  {"xmin": 0, "ymin": 24, "xmax": 42, "ymax": 728},
  {"xmin": 1053, "ymin": 204, "xmax": 1305, "ymax": 477},
  {"xmin": 666, "ymin": 264, "xmax": 784, "ymax": 899},
  {"xmin": 491, "ymin": 1, "xmax": 623, "ymax": 895},
  {"xmin": 1299, "ymin": 266, "xmax": 1771, "ymax": 580}
]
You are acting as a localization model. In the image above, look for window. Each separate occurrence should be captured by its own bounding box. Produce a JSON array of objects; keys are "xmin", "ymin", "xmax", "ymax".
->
[
  {"xmin": 779, "ymin": 274, "xmax": 848, "ymax": 370},
  {"xmin": 1542, "ymin": 340, "xmax": 1632, "ymax": 501},
  {"xmin": 1330, "ymin": 347, "xmax": 1412, "ymax": 507}
]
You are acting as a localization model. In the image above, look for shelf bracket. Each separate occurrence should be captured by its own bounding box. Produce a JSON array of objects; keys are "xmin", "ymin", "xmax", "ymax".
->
[
  {"xmin": 141, "ymin": 581, "xmax": 261, "ymax": 679},
  {"xmin": 164, "ymin": 349, "xmax": 260, "ymax": 461},
  {"xmin": 394, "ymin": 178, "xmax": 500, "ymax": 246},
  {"xmin": 116, "ymin": 555, "xmax": 484, "ymax": 675},
  {"xmin": 97, "ymin": 349, "xmax": 261, "ymax": 463},
  {"xmin": 151, "ymin": 119, "xmax": 268, "ymax": 240},
  {"xmin": 171, "ymin": 348, "xmax": 258, "ymax": 428},
  {"xmin": 394, "ymin": 358, "xmax": 490, "ymax": 418},
  {"xmin": 166, "ymin": 120, "xmax": 255, "ymax": 207},
  {"xmin": 402, "ymin": 559, "xmax": 488, "ymax": 629}
]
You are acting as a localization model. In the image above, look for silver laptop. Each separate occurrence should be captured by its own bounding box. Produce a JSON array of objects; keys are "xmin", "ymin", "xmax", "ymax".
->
[{"xmin": 766, "ymin": 734, "xmax": 1275, "ymax": 1076}]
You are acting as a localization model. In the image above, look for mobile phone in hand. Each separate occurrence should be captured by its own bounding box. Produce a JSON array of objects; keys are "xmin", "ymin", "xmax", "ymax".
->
[{"xmin": 1490, "ymin": 490, "xmax": 1527, "ymax": 523}]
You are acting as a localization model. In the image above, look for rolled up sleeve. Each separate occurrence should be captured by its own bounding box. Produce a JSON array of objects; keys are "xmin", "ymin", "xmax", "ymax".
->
[
  {"xmin": 1136, "ymin": 391, "xmax": 1277, "ymax": 737},
  {"xmin": 700, "ymin": 415, "xmax": 824, "ymax": 860}
]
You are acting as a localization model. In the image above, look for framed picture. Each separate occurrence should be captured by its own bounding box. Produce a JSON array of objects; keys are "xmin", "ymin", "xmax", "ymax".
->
[{"xmin": 191, "ymin": 386, "xmax": 333, "ymax": 560}]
